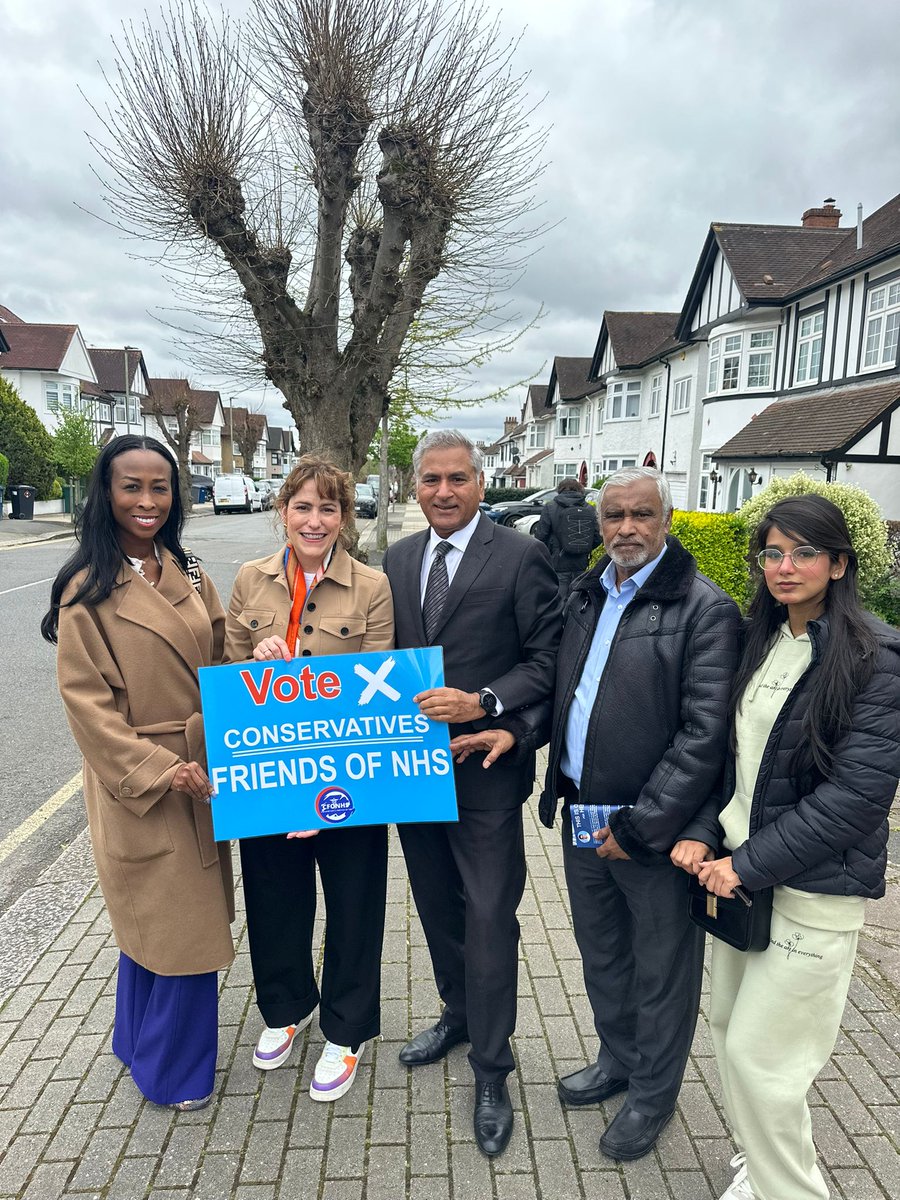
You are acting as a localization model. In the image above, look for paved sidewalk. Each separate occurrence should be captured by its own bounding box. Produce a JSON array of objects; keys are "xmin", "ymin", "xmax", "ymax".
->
[{"xmin": 0, "ymin": 505, "xmax": 897, "ymax": 1198}]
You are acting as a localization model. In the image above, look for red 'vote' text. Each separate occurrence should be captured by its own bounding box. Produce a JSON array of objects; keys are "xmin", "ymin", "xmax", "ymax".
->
[{"xmin": 240, "ymin": 666, "xmax": 343, "ymax": 706}]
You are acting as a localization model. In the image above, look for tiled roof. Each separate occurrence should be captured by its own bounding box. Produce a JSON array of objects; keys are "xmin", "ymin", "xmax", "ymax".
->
[
  {"xmin": 0, "ymin": 322, "xmax": 77, "ymax": 370},
  {"xmin": 147, "ymin": 379, "xmax": 221, "ymax": 425},
  {"xmin": 791, "ymin": 192, "xmax": 900, "ymax": 293},
  {"xmin": 714, "ymin": 379, "xmax": 900, "ymax": 459},
  {"xmin": 522, "ymin": 448, "xmax": 553, "ymax": 466},
  {"xmin": 554, "ymin": 357, "xmax": 602, "ymax": 402},
  {"xmin": 268, "ymin": 424, "xmax": 285, "ymax": 450},
  {"xmin": 189, "ymin": 389, "xmax": 222, "ymax": 424},
  {"xmin": 0, "ymin": 305, "xmax": 24, "ymax": 324},
  {"xmin": 88, "ymin": 348, "xmax": 145, "ymax": 395},
  {"xmin": 527, "ymin": 384, "xmax": 551, "ymax": 415},
  {"xmin": 604, "ymin": 312, "xmax": 682, "ymax": 368},
  {"xmin": 147, "ymin": 378, "xmax": 192, "ymax": 411},
  {"xmin": 79, "ymin": 379, "xmax": 113, "ymax": 403},
  {"xmin": 713, "ymin": 224, "xmax": 847, "ymax": 301}
]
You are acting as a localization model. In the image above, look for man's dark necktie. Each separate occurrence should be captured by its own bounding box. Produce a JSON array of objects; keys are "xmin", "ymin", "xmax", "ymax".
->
[{"xmin": 422, "ymin": 540, "xmax": 453, "ymax": 641}]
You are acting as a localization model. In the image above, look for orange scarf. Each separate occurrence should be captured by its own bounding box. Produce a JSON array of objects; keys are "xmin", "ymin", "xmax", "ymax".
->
[{"xmin": 284, "ymin": 546, "xmax": 327, "ymax": 655}]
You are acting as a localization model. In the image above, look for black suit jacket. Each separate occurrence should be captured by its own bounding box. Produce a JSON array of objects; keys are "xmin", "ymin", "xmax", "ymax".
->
[{"xmin": 383, "ymin": 514, "xmax": 562, "ymax": 810}]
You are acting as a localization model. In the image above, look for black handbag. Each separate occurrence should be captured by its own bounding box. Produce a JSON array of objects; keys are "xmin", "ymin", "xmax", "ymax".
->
[{"xmin": 687, "ymin": 873, "xmax": 773, "ymax": 952}]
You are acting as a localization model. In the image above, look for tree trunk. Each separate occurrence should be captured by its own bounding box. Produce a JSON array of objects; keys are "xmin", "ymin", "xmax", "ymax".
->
[{"xmin": 376, "ymin": 409, "xmax": 389, "ymax": 551}]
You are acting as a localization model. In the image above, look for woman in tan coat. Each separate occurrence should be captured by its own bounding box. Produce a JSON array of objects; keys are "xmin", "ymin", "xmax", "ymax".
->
[
  {"xmin": 225, "ymin": 455, "xmax": 393, "ymax": 1103},
  {"xmin": 42, "ymin": 435, "xmax": 234, "ymax": 1111}
]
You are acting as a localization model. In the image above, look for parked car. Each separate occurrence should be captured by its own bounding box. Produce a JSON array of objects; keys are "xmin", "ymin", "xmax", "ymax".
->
[
  {"xmin": 213, "ymin": 473, "xmax": 264, "ymax": 514},
  {"xmin": 354, "ymin": 483, "xmax": 377, "ymax": 519},
  {"xmin": 256, "ymin": 479, "xmax": 276, "ymax": 510},
  {"xmin": 365, "ymin": 474, "xmax": 381, "ymax": 499},
  {"xmin": 489, "ymin": 487, "xmax": 601, "ymax": 530}
]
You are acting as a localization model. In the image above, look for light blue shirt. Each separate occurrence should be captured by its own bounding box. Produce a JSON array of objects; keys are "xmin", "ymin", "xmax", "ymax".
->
[{"xmin": 561, "ymin": 542, "xmax": 668, "ymax": 790}]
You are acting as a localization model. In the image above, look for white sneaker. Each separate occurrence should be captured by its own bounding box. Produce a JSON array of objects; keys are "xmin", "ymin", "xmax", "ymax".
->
[
  {"xmin": 252, "ymin": 1013, "xmax": 313, "ymax": 1070},
  {"xmin": 309, "ymin": 1040, "xmax": 365, "ymax": 1102},
  {"xmin": 718, "ymin": 1152, "xmax": 755, "ymax": 1200}
]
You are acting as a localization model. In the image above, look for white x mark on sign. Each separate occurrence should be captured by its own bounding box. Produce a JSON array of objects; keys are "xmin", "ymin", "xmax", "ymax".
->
[{"xmin": 355, "ymin": 656, "xmax": 401, "ymax": 705}]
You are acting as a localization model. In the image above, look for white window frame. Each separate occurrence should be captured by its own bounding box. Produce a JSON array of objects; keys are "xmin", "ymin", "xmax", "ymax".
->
[
  {"xmin": 747, "ymin": 330, "xmax": 774, "ymax": 388},
  {"xmin": 553, "ymin": 461, "xmax": 578, "ymax": 483},
  {"xmin": 601, "ymin": 457, "xmax": 637, "ymax": 473},
  {"xmin": 707, "ymin": 328, "xmax": 776, "ymax": 393},
  {"xmin": 672, "ymin": 377, "xmax": 692, "ymax": 414},
  {"xmin": 795, "ymin": 311, "xmax": 824, "ymax": 384},
  {"xmin": 698, "ymin": 453, "xmax": 712, "ymax": 510},
  {"xmin": 45, "ymin": 381, "xmax": 79, "ymax": 413},
  {"xmin": 556, "ymin": 405, "xmax": 581, "ymax": 437},
  {"xmin": 863, "ymin": 281, "xmax": 900, "ymax": 369},
  {"xmin": 649, "ymin": 373, "xmax": 662, "ymax": 417},
  {"xmin": 527, "ymin": 423, "xmax": 546, "ymax": 450},
  {"xmin": 608, "ymin": 380, "xmax": 641, "ymax": 420}
]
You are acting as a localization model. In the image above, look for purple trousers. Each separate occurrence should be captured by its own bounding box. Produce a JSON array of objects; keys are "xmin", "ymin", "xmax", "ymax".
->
[{"xmin": 112, "ymin": 952, "xmax": 218, "ymax": 1105}]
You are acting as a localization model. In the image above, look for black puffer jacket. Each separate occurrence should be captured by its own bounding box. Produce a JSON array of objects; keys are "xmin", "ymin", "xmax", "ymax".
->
[
  {"xmin": 539, "ymin": 536, "xmax": 741, "ymax": 863},
  {"xmin": 691, "ymin": 614, "xmax": 900, "ymax": 898}
]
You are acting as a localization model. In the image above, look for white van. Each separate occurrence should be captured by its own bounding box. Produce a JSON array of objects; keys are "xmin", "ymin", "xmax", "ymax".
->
[{"xmin": 213, "ymin": 474, "xmax": 263, "ymax": 515}]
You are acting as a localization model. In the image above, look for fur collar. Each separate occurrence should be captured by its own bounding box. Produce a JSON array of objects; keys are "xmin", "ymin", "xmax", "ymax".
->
[{"xmin": 573, "ymin": 535, "xmax": 697, "ymax": 603}]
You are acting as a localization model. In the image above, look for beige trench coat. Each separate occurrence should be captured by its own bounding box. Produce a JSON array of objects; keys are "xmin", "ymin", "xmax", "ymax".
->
[
  {"xmin": 224, "ymin": 542, "xmax": 394, "ymax": 662},
  {"xmin": 56, "ymin": 550, "xmax": 235, "ymax": 976}
]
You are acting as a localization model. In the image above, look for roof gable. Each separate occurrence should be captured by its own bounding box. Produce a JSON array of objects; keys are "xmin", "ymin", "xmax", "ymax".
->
[
  {"xmin": 88, "ymin": 348, "xmax": 148, "ymax": 396},
  {"xmin": 0, "ymin": 322, "xmax": 78, "ymax": 371},
  {"xmin": 603, "ymin": 312, "xmax": 681, "ymax": 369}
]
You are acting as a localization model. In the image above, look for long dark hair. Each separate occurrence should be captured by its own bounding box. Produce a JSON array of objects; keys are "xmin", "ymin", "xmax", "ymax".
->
[
  {"xmin": 730, "ymin": 494, "xmax": 877, "ymax": 775},
  {"xmin": 41, "ymin": 435, "xmax": 189, "ymax": 644}
]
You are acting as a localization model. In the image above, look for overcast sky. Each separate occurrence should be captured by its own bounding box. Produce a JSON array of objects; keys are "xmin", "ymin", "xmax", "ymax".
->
[{"xmin": 3, "ymin": 0, "xmax": 900, "ymax": 443}]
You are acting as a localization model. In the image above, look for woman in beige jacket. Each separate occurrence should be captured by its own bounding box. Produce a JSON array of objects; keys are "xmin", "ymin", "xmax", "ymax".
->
[
  {"xmin": 42, "ymin": 435, "xmax": 234, "ymax": 1111},
  {"xmin": 225, "ymin": 455, "xmax": 393, "ymax": 1103}
]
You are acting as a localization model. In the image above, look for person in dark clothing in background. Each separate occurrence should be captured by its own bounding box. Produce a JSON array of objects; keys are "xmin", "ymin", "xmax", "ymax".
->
[{"xmin": 534, "ymin": 478, "xmax": 602, "ymax": 597}]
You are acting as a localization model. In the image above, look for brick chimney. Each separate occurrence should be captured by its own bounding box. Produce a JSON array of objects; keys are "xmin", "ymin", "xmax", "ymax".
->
[
  {"xmin": 503, "ymin": 416, "xmax": 517, "ymax": 435},
  {"xmin": 801, "ymin": 197, "xmax": 842, "ymax": 229}
]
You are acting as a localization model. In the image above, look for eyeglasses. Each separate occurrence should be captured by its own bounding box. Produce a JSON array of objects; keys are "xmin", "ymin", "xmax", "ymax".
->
[{"xmin": 756, "ymin": 546, "xmax": 822, "ymax": 570}]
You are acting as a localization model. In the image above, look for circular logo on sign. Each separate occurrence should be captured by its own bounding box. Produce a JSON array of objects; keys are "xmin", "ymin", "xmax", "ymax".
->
[
  {"xmin": 576, "ymin": 830, "xmax": 591, "ymax": 845},
  {"xmin": 315, "ymin": 786, "xmax": 355, "ymax": 824}
]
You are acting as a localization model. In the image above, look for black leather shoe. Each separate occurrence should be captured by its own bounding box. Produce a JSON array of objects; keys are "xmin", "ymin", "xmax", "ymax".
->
[
  {"xmin": 398, "ymin": 1021, "xmax": 468, "ymax": 1066},
  {"xmin": 473, "ymin": 1080, "xmax": 513, "ymax": 1157},
  {"xmin": 557, "ymin": 1062, "xmax": 628, "ymax": 1106},
  {"xmin": 598, "ymin": 1102, "xmax": 674, "ymax": 1161}
]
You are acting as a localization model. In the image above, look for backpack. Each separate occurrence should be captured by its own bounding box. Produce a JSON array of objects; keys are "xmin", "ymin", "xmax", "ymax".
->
[{"xmin": 557, "ymin": 504, "xmax": 596, "ymax": 555}]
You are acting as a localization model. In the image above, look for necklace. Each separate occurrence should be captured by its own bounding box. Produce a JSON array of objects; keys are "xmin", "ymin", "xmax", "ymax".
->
[{"xmin": 125, "ymin": 543, "xmax": 162, "ymax": 586}]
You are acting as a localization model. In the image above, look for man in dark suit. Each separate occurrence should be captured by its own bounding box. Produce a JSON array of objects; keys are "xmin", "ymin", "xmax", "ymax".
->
[{"xmin": 382, "ymin": 430, "xmax": 561, "ymax": 1157}]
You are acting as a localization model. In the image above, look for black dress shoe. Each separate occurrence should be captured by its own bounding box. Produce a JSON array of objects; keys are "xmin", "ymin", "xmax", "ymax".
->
[
  {"xmin": 598, "ymin": 1102, "xmax": 674, "ymax": 1161},
  {"xmin": 398, "ymin": 1021, "xmax": 469, "ymax": 1066},
  {"xmin": 557, "ymin": 1062, "xmax": 628, "ymax": 1106},
  {"xmin": 473, "ymin": 1080, "xmax": 513, "ymax": 1157}
]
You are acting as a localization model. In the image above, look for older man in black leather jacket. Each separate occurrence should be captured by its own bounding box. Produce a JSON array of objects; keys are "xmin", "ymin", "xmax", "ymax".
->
[{"xmin": 540, "ymin": 467, "xmax": 740, "ymax": 1163}]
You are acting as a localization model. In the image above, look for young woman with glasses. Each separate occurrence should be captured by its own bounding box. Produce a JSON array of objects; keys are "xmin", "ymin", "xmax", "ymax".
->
[{"xmin": 672, "ymin": 494, "xmax": 900, "ymax": 1200}]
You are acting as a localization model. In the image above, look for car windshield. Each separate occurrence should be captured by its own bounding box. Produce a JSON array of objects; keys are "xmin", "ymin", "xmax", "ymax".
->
[{"xmin": 356, "ymin": 485, "xmax": 374, "ymax": 497}]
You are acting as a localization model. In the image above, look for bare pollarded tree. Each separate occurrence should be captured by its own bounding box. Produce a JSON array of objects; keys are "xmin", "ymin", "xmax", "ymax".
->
[{"xmin": 90, "ymin": 0, "xmax": 545, "ymax": 473}]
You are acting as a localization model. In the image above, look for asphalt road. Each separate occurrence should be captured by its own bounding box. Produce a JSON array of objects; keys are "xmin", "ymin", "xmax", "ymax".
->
[{"xmin": 0, "ymin": 508, "xmax": 287, "ymax": 916}]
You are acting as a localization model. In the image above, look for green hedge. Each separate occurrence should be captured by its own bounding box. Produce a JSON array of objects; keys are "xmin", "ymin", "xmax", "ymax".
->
[
  {"xmin": 484, "ymin": 486, "xmax": 540, "ymax": 505},
  {"xmin": 589, "ymin": 510, "xmax": 751, "ymax": 606},
  {"xmin": 0, "ymin": 452, "xmax": 8, "ymax": 490},
  {"xmin": 671, "ymin": 511, "xmax": 750, "ymax": 605}
]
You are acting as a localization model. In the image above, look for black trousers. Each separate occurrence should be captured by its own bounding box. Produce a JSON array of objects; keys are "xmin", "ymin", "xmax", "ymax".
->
[
  {"xmin": 399, "ymin": 806, "xmax": 526, "ymax": 1083},
  {"xmin": 562, "ymin": 811, "xmax": 704, "ymax": 1117},
  {"xmin": 239, "ymin": 824, "xmax": 388, "ymax": 1047}
]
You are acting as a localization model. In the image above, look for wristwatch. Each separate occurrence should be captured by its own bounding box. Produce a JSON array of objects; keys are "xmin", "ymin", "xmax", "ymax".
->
[{"xmin": 478, "ymin": 688, "xmax": 499, "ymax": 717}]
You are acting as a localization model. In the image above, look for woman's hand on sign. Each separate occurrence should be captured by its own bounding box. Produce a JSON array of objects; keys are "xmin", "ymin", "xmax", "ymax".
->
[
  {"xmin": 172, "ymin": 761, "xmax": 215, "ymax": 803},
  {"xmin": 449, "ymin": 729, "xmax": 516, "ymax": 767},
  {"xmin": 286, "ymin": 830, "xmax": 320, "ymax": 839},
  {"xmin": 254, "ymin": 635, "xmax": 293, "ymax": 662}
]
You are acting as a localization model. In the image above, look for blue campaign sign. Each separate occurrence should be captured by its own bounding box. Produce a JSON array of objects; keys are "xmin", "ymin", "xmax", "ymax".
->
[{"xmin": 198, "ymin": 647, "xmax": 458, "ymax": 840}]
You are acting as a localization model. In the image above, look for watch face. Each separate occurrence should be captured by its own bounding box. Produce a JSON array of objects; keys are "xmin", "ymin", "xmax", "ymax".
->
[{"xmin": 481, "ymin": 690, "xmax": 497, "ymax": 714}]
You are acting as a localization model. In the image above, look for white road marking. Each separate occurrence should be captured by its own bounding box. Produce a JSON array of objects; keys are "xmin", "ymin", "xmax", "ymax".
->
[
  {"xmin": 0, "ymin": 771, "xmax": 84, "ymax": 865},
  {"xmin": 0, "ymin": 576, "xmax": 54, "ymax": 597}
]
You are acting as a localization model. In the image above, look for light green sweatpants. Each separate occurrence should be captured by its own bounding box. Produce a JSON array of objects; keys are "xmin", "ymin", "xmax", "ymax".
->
[{"xmin": 709, "ymin": 910, "xmax": 858, "ymax": 1200}]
